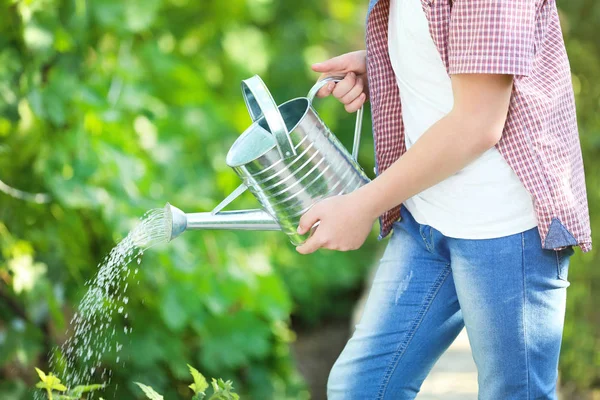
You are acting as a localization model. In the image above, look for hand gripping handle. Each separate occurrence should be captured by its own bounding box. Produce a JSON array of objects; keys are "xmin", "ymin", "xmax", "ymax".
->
[{"xmin": 306, "ymin": 75, "xmax": 364, "ymax": 161}]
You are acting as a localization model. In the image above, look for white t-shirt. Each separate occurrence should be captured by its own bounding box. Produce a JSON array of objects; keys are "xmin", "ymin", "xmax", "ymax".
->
[{"xmin": 387, "ymin": 0, "xmax": 538, "ymax": 239}]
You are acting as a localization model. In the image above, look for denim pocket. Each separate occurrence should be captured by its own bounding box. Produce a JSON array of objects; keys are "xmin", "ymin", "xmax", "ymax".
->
[{"xmin": 555, "ymin": 246, "xmax": 575, "ymax": 282}]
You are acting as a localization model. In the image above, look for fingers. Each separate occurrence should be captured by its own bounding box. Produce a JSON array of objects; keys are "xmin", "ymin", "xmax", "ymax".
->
[
  {"xmin": 296, "ymin": 207, "xmax": 324, "ymax": 254},
  {"xmin": 297, "ymin": 207, "xmax": 321, "ymax": 235},
  {"xmin": 315, "ymin": 73, "xmax": 367, "ymax": 105},
  {"xmin": 340, "ymin": 77, "xmax": 366, "ymax": 112},
  {"xmin": 332, "ymin": 73, "xmax": 366, "ymax": 112},
  {"xmin": 331, "ymin": 72, "xmax": 355, "ymax": 98},
  {"xmin": 345, "ymin": 93, "xmax": 367, "ymax": 113},
  {"xmin": 311, "ymin": 51, "xmax": 367, "ymax": 75},
  {"xmin": 311, "ymin": 54, "xmax": 350, "ymax": 74},
  {"xmin": 339, "ymin": 74, "xmax": 363, "ymax": 103},
  {"xmin": 312, "ymin": 52, "xmax": 366, "ymax": 99},
  {"xmin": 312, "ymin": 56, "xmax": 346, "ymax": 97},
  {"xmin": 316, "ymin": 80, "xmax": 336, "ymax": 98},
  {"xmin": 295, "ymin": 234, "xmax": 324, "ymax": 255}
]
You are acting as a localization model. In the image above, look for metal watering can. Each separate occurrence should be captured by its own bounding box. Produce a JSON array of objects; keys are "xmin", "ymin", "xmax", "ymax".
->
[{"xmin": 166, "ymin": 75, "xmax": 370, "ymax": 245}]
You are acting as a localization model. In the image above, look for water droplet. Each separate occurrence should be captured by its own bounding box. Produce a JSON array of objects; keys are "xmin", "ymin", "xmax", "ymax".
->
[{"xmin": 44, "ymin": 208, "xmax": 169, "ymax": 387}]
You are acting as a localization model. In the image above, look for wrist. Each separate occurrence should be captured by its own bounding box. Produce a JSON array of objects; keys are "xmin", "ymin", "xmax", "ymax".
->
[{"xmin": 350, "ymin": 183, "xmax": 384, "ymax": 222}]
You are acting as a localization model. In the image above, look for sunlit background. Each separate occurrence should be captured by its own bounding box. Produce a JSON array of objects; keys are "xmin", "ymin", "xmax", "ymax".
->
[{"xmin": 0, "ymin": 0, "xmax": 598, "ymax": 399}]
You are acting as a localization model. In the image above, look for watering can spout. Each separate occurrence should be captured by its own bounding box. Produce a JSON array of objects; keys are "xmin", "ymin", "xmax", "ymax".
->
[
  {"xmin": 165, "ymin": 203, "xmax": 281, "ymax": 242},
  {"xmin": 166, "ymin": 203, "xmax": 188, "ymax": 241}
]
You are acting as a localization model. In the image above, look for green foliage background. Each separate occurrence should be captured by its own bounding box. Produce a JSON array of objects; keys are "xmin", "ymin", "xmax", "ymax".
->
[{"xmin": 0, "ymin": 0, "xmax": 597, "ymax": 398}]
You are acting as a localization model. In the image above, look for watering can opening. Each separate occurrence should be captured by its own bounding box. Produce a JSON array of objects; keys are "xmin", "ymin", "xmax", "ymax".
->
[{"xmin": 226, "ymin": 98, "xmax": 311, "ymax": 168}]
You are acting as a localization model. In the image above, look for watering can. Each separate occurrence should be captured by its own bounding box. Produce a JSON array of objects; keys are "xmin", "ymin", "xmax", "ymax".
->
[{"xmin": 166, "ymin": 74, "xmax": 370, "ymax": 245}]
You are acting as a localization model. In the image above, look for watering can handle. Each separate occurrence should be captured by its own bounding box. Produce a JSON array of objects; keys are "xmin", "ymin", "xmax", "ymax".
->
[
  {"xmin": 241, "ymin": 75, "xmax": 297, "ymax": 159},
  {"xmin": 307, "ymin": 76, "xmax": 364, "ymax": 161}
]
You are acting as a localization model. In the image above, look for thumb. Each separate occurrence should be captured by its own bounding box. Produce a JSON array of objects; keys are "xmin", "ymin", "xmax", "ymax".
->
[
  {"xmin": 311, "ymin": 54, "xmax": 349, "ymax": 73},
  {"xmin": 297, "ymin": 207, "xmax": 321, "ymax": 235}
]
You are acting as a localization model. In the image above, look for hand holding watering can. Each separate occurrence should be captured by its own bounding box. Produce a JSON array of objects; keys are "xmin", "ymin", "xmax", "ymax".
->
[
  {"xmin": 166, "ymin": 53, "xmax": 376, "ymax": 253},
  {"xmin": 310, "ymin": 50, "xmax": 368, "ymax": 113},
  {"xmin": 294, "ymin": 51, "xmax": 374, "ymax": 254}
]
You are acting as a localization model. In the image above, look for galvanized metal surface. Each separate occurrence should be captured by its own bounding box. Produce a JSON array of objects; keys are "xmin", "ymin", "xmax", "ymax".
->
[
  {"xmin": 168, "ymin": 75, "xmax": 370, "ymax": 246},
  {"xmin": 226, "ymin": 76, "xmax": 370, "ymax": 245},
  {"xmin": 241, "ymin": 75, "xmax": 296, "ymax": 159},
  {"xmin": 167, "ymin": 203, "xmax": 281, "ymax": 241}
]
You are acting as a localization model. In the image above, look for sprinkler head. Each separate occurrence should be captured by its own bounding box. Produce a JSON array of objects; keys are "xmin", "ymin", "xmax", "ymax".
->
[{"xmin": 165, "ymin": 202, "xmax": 187, "ymax": 241}]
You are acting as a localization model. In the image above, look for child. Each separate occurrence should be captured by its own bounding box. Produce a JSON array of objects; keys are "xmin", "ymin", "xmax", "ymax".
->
[{"xmin": 295, "ymin": 0, "xmax": 592, "ymax": 398}]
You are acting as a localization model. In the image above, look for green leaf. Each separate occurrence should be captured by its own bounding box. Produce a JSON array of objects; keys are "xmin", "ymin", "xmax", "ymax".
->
[
  {"xmin": 47, "ymin": 378, "xmax": 67, "ymax": 392},
  {"xmin": 134, "ymin": 382, "xmax": 164, "ymax": 400},
  {"xmin": 200, "ymin": 311, "xmax": 271, "ymax": 370},
  {"xmin": 68, "ymin": 383, "xmax": 105, "ymax": 395},
  {"xmin": 160, "ymin": 286, "xmax": 189, "ymax": 331},
  {"xmin": 35, "ymin": 367, "xmax": 47, "ymax": 382},
  {"xmin": 124, "ymin": 0, "xmax": 162, "ymax": 32},
  {"xmin": 207, "ymin": 378, "xmax": 239, "ymax": 400},
  {"xmin": 187, "ymin": 364, "xmax": 208, "ymax": 395},
  {"xmin": 35, "ymin": 370, "xmax": 67, "ymax": 392}
]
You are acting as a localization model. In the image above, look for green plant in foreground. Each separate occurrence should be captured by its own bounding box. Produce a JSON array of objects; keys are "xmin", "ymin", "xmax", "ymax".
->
[
  {"xmin": 35, "ymin": 368, "xmax": 105, "ymax": 400},
  {"xmin": 135, "ymin": 364, "xmax": 239, "ymax": 400},
  {"xmin": 35, "ymin": 364, "xmax": 237, "ymax": 400}
]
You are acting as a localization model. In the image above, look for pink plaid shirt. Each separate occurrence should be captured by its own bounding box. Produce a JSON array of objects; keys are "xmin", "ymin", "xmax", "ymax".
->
[{"xmin": 365, "ymin": 0, "xmax": 592, "ymax": 252}]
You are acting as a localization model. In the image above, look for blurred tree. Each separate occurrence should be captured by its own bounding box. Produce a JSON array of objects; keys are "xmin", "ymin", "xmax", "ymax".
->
[{"xmin": 0, "ymin": 0, "xmax": 376, "ymax": 398}]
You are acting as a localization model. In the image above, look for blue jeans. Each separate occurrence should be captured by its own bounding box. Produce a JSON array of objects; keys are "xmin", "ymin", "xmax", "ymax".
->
[{"xmin": 328, "ymin": 203, "xmax": 574, "ymax": 400}]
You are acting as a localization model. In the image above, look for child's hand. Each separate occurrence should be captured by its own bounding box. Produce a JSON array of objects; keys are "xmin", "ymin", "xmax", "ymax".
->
[
  {"xmin": 311, "ymin": 50, "xmax": 368, "ymax": 113},
  {"xmin": 295, "ymin": 191, "xmax": 377, "ymax": 254}
]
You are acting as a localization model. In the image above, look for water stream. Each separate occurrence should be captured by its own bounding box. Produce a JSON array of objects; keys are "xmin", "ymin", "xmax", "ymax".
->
[{"xmin": 38, "ymin": 206, "xmax": 171, "ymax": 398}]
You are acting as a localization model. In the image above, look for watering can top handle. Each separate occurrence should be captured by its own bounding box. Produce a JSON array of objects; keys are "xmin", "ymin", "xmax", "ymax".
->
[
  {"xmin": 306, "ymin": 75, "xmax": 364, "ymax": 161},
  {"xmin": 241, "ymin": 75, "xmax": 297, "ymax": 159}
]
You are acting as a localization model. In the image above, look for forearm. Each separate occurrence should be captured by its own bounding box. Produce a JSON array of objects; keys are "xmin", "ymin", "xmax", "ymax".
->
[{"xmin": 355, "ymin": 110, "xmax": 500, "ymax": 220}]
